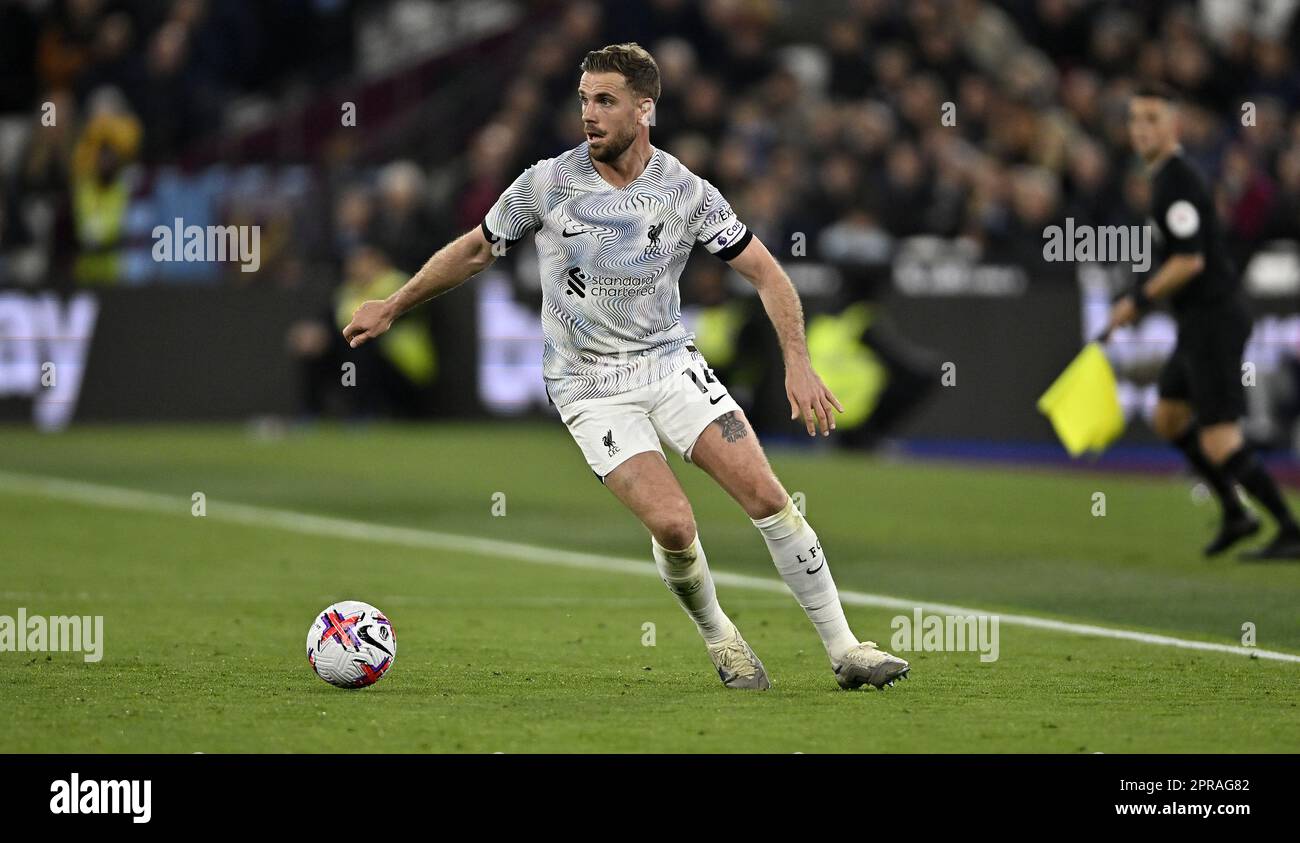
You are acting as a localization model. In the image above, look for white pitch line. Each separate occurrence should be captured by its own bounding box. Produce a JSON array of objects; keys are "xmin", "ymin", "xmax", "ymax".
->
[{"xmin": 2, "ymin": 469, "xmax": 1298, "ymax": 664}]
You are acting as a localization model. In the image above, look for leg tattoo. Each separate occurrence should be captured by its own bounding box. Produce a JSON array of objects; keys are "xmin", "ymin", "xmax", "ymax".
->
[{"xmin": 714, "ymin": 411, "xmax": 747, "ymax": 444}]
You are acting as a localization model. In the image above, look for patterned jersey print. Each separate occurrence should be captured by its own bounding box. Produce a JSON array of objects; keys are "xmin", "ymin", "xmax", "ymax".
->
[{"xmin": 482, "ymin": 141, "xmax": 752, "ymax": 406}]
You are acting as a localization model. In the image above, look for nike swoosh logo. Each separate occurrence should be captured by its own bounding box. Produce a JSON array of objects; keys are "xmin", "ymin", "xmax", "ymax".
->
[
  {"xmin": 805, "ymin": 560, "xmax": 825, "ymax": 574},
  {"xmin": 562, "ymin": 229, "xmax": 587, "ymax": 237},
  {"xmin": 357, "ymin": 626, "xmax": 393, "ymax": 657},
  {"xmin": 709, "ymin": 395, "xmax": 725, "ymax": 404}
]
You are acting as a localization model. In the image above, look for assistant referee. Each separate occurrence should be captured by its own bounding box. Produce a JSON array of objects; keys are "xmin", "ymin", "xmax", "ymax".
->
[{"xmin": 1108, "ymin": 83, "xmax": 1299, "ymax": 560}]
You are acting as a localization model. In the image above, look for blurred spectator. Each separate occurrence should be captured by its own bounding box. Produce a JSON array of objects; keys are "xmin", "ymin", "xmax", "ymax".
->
[
  {"xmin": 368, "ymin": 161, "xmax": 440, "ymax": 276},
  {"xmin": 36, "ymin": 0, "xmax": 105, "ymax": 93},
  {"xmin": 0, "ymin": 191, "xmax": 43, "ymax": 287},
  {"xmin": 136, "ymin": 20, "xmax": 204, "ymax": 163},
  {"xmin": 70, "ymin": 86, "xmax": 140, "ymax": 285},
  {"xmin": 1219, "ymin": 143, "xmax": 1279, "ymax": 267},
  {"xmin": 287, "ymin": 243, "xmax": 437, "ymax": 419},
  {"xmin": 456, "ymin": 122, "xmax": 519, "ymax": 233},
  {"xmin": 1, "ymin": 0, "xmax": 1298, "ymax": 313},
  {"xmin": 333, "ymin": 185, "xmax": 374, "ymax": 261},
  {"xmin": 1062, "ymin": 137, "xmax": 1120, "ymax": 226},
  {"xmin": 1264, "ymin": 145, "xmax": 1300, "ymax": 242},
  {"xmin": 332, "ymin": 244, "xmax": 436, "ymax": 417}
]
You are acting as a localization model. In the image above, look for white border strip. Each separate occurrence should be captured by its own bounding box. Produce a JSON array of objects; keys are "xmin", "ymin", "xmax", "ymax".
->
[{"xmin": 2, "ymin": 470, "xmax": 1297, "ymax": 664}]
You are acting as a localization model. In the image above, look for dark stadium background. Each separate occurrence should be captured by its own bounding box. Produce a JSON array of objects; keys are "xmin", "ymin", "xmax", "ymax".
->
[{"xmin": 0, "ymin": 0, "xmax": 1297, "ymax": 474}]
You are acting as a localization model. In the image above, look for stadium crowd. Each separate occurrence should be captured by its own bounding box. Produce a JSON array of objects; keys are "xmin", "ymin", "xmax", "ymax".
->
[{"xmin": 2, "ymin": 0, "xmax": 1300, "ymax": 290}]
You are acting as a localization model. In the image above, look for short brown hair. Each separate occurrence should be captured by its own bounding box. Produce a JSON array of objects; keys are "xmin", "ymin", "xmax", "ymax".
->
[{"xmin": 580, "ymin": 42, "xmax": 660, "ymax": 103}]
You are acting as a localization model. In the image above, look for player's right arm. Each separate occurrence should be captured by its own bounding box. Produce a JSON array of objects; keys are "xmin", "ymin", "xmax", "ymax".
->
[
  {"xmin": 346, "ymin": 162, "xmax": 544, "ymax": 348},
  {"xmin": 343, "ymin": 226, "xmax": 497, "ymax": 348}
]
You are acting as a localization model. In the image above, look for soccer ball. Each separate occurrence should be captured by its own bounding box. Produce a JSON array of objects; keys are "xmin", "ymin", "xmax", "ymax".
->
[{"xmin": 306, "ymin": 601, "xmax": 396, "ymax": 689}]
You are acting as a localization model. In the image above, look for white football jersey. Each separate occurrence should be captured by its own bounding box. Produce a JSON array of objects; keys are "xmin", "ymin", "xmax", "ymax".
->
[{"xmin": 482, "ymin": 142, "xmax": 752, "ymax": 407}]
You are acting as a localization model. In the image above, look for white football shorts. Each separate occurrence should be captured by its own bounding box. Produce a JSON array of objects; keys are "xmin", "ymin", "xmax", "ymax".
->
[{"xmin": 555, "ymin": 344, "xmax": 743, "ymax": 483}]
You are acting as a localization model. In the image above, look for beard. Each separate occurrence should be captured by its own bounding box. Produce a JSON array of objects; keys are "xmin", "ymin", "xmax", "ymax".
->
[{"xmin": 588, "ymin": 125, "xmax": 636, "ymax": 162}]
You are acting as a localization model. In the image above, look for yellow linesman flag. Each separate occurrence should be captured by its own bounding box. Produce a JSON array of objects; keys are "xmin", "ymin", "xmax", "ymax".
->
[{"xmin": 1036, "ymin": 342, "xmax": 1125, "ymax": 457}]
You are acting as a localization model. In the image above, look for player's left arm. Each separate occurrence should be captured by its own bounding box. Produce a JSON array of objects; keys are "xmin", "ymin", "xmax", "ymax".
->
[{"xmin": 726, "ymin": 236, "xmax": 844, "ymax": 437}]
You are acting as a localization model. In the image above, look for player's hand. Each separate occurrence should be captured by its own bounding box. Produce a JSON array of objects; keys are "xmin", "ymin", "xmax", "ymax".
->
[
  {"xmin": 786, "ymin": 358, "xmax": 844, "ymax": 437},
  {"xmin": 1107, "ymin": 296, "xmax": 1138, "ymax": 332},
  {"xmin": 343, "ymin": 300, "xmax": 395, "ymax": 348}
]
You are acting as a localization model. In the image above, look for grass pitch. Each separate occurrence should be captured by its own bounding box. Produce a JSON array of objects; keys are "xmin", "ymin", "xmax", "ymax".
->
[{"xmin": 1, "ymin": 423, "xmax": 1297, "ymax": 753}]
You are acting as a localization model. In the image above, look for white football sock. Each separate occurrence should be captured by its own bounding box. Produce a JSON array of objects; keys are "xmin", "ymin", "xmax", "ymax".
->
[
  {"xmin": 651, "ymin": 532, "xmax": 732, "ymax": 645},
  {"xmin": 751, "ymin": 495, "xmax": 858, "ymax": 662}
]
